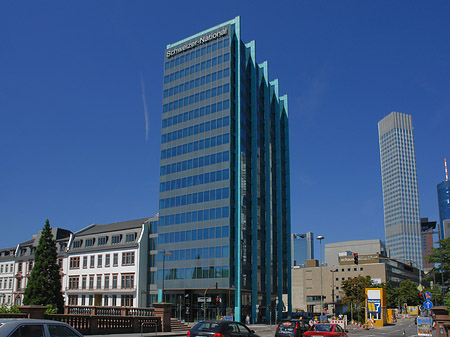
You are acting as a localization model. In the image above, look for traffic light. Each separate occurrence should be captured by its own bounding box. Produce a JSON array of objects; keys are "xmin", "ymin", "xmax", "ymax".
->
[
  {"xmin": 354, "ymin": 253, "xmax": 359, "ymax": 265},
  {"xmin": 215, "ymin": 296, "xmax": 221, "ymax": 306}
]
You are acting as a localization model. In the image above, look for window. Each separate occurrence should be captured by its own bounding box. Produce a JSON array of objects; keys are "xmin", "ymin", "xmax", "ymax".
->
[
  {"xmin": 68, "ymin": 276, "xmax": 79, "ymax": 290},
  {"xmin": 11, "ymin": 325, "xmax": 45, "ymax": 337},
  {"xmin": 69, "ymin": 257, "xmax": 80, "ymax": 269},
  {"xmin": 97, "ymin": 276, "xmax": 102, "ymax": 289},
  {"xmin": 113, "ymin": 253, "xmax": 118, "ymax": 266},
  {"xmin": 112, "ymin": 235, "xmax": 122, "ymax": 244},
  {"xmin": 104, "ymin": 275, "xmax": 110, "ymax": 289},
  {"xmin": 83, "ymin": 256, "xmax": 88, "ymax": 268},
  {"xmin": 112, "ymin": 295, "xmax": 117, "ymax": 306},
  {"xmin": 98, "ymin": 236, "xmax": 108, "ymax": 246},
  {"xmin": 122, "ymin": 252, "xmax": 135, "ymax": 266},
  {"xmin": 48, "ymin": 324, "xmax": 81, "ymax": 337},
  {"xmin": 73, "ymin": 240, "xmax": 82, "ymax": 248},
  {"xmin": 89, "ymin": 276, "xmax": 94, "ymax": 289},
  {"xmin": 85, "ymin": 238, "xmax": 95, "ymax": 247},
  {"xmin": 97, "ymin": 255, "xmax": 102, "ymax": 267},
  {"xmin": 121, "ymin": 274, "xmax": 134, "ymax": 289},
  {"xmin": 28, "ymin": 261, "xmax": 33, "ymax": 271},
  {"xmin": 112, "ymin": 275, "xmax": 118, "ymax": 289},
  {"xmin": 81, "ymin": 276, "xmax": 87, "ymax": 289},
  {"xmin": 105, "ymin": 254, "xmax": 110, "ymax": 267},
  {"xmin": 90, "ymin": 256, "xmax": 95, "ymax": 268},
  {"xmin": 125, "ymin": 233, "xmax": 136, "ymax": 243},
  {"xmin": 122, "ymin": 295, "xmax": 133, "ymax": 307}
]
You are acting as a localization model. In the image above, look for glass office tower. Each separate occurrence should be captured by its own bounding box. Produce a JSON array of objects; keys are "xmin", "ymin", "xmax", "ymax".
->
[
  {"xmin": 291, "ymin": 233, "xmax": 314, "ymax": 266},
  {"xmin": 437, "ymin": 179, "xmax": 450, "ymax": 239},
  {"xmin": 378, "ymin": 111, "xmax": 423, "ymax": 269},
  {"xmin": 158, "ymin": 17, "xmax": 291, "ymax": 323}
]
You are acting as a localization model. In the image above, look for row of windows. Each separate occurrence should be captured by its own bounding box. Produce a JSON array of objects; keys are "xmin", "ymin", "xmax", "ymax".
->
[
  {"xmin": 162, "ymin": 115, "xmax": 230, "ymax": 144},
  {"xmin": 164, "ymin": 53, "xmax": 230, "ymax": 85},
  {"xmin": 158, "ymin": 225, "xmax": 229, "ymax": 245},
  {"xmin": 164, "ymin": 84, "xmax": 230, "ymax": 110},
  {"xmin": 162, "ymin": 89, "xmax": 230, "ymax": 113},
  {"xmin": 68, "ymin": 273, "xmax": 135, "ymax": 290},
  {"xmin": 159, "ymin": 187, "xmax": 230, "ymax": 210},
  {"xmin": 69, "ymin": 252, "xmax": 135, "ymax": 269},
  {"xmin": 69, "ymin": 294, "xmax": 134, "ymax": 307},
  {"xmin": 158, "ymin": 265, "xmax": 229, "ymax": 280},
  {"xmin": 158, "ymin": 245, "xmax": 229, "ymax": 263},
  {"xmin": 165, "ymin": 38, "xmax": 229, "ymax": 70},
  {"xmin": 0, "ymin": 264, "xmax": 14, "ymax": 274},
  {"xmin": 0, "ymin": 277, "xmax": 13, "ymax": 289},
  {"xmin": 162, "ymin": 133, "xmax": 229, "ymax": 161},
  {"xmin": 164, "ymin": 68, "xmax": 230, "ymax": 98},
  {"xmin": 160, "ymin": 169, "xmax": 229, "ymax": 193},
  {"xmin": 160, "ymin": 151, "xmax": 230, "ymax": 176},
  {"xmin": 162, "ymin": 99, "xmax": 230, "ymax": 129},
  {"xmin": 159, "ymin": 206, "xmax": 230, "ymax": 226},
  {"xmin": 73, "ymin": 233, "xmax": 135, "ymax": 248}
]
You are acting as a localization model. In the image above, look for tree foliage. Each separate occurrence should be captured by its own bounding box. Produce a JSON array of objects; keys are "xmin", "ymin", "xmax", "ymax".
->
[
  {"xmin": 425, "ymin": 236, "xmax": 450, "ymax": 285},
  {"xmin": 392, "ymin": 279, "xmax": 421, "ymax": 306},
  {"xmin": 378, "ymin": 281, "xmax": 396, "ymax": 308},
  {"xmin": 341, "ymin": 275, "xmax": 373, "ymax": 322},
  {"xmin": 23, "ymin": 220, "xmax": 64, "ymax": 312}
]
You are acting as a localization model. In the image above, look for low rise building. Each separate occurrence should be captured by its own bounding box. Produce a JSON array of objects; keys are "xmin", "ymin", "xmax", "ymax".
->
[
  {"xmin": 64, "ymin": 216, "xmax": 157, "ymax": 308},
  {"xmin": 292, "ymin": 254, "xmax": 420, "ymax": 314},
  {"xmin": 14, "ymin": 228, "xmax": 71, "ymax": 305},
  {"xmin": 0, "ymin": 247, "xmax": 16, "ymax": 305}
]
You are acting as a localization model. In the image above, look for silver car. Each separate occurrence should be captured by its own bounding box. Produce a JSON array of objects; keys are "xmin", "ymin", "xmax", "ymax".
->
[{"xmin": 0, "ymin": 319, "xmax": 83, "ymax": 337}]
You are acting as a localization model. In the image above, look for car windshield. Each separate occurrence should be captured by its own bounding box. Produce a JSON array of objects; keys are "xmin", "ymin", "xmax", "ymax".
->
[
  {"xmin": 193, "ymin": 322, "xmax": 221, "ymax": 332},
  {"xmin": 311, "ymin": 324, "xmax": 333, "ymax": 332}
]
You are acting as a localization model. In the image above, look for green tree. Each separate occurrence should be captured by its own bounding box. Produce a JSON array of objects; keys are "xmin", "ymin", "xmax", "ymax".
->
[
  {"xmin": 379, "ymin": 281, "xmax": 396, "ymax": 308},
  {"xmin": 23, "ymin": 220, "xmax": 64, "ymax": 312},
  {"xmin": 425, "ymin": 236, "xmax": 450, "ymax": 291},
  {"xmin": 444, "ymin": 293, "xmax": 450, "ymax": 314},
  {"xmin": 341, "ymin": 275, "xmax": 374, "ymax": 322},
  {"xmin": 392, "ymin": 279, "xmax": 421, "ymax": 307}
]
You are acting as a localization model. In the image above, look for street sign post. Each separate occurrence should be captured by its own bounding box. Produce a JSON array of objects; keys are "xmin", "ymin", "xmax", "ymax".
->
[{"xmin": 423, "ymin": 301, "xmax": 433, "ymax": 310}]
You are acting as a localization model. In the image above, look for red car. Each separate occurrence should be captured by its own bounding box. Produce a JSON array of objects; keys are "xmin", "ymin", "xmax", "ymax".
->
[{"xmin": 303, "ymin": 323, "xmax": 348, "ymax": 337}]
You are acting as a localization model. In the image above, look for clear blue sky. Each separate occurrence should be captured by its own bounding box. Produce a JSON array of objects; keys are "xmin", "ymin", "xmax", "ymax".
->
[{"xmin": 1, "ymin": 1, "xmax": 449, "ymax": 254}]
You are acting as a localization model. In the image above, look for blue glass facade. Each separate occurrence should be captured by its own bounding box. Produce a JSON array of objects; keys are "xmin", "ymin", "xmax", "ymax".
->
[
  {"xmin": 292, "ymin": 233, "xmax": 314, "ymax": 266},
  {"xmin": 437, "ymin": 180, "xmax": 450, "ymax": 238},
  {"xmin": 158, "ymin": 17, "xmax": 291, "ymax": 323}
]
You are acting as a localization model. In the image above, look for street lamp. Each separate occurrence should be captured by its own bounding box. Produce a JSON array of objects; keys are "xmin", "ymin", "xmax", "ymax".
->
[
  {"xmin": 330, "ymin": 269, "xmax": 336, "ymax": 315},
  {"xmin": 317, "ymin": 235, "xmax": 324, "ymax": 321},
  {"xmin": 161, "ymin": 249, "xmax": 172, "ymax": 303}
]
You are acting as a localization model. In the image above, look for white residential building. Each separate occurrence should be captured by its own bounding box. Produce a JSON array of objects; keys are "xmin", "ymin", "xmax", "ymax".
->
[
  {"xmin": 0, "ymin": 247, "xmax": 16, "ymax": 305},
  {"xmin": 64, "ymin": 216, "xmax": 157, "ymax": 308}
]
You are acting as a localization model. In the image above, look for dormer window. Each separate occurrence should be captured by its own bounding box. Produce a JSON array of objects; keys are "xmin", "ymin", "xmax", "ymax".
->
[
  {"xmin": 98, "ymin": 237, "xmax": 108, "ymax": 246},
  {"xmin": 112, "ymin": 235, "xmax": 122, "ymax": 244},
  {"xmin": 125, "ymin": 233, "xmax": 137, "ymax": 243},
  {"xmin": 85, "ymin": 238, "xmax": 95, "ymax": 247},
  {"xmin": 73, "ymin": 240, "xmax": 83, "ymax": 248}
]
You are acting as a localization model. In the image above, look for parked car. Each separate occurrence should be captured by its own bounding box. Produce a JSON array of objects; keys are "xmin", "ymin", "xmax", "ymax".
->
[
  {"xmin": 187, "ymin": 320, "xmax": 259, "ymax": 337},
  {"xmin": 0, "ymin": 319, "xmax": 83, "ymax": 337},
  {"xmin": 275, "ymin": 319, "xmax": 311, "ymax": 337},
  {"xmin": 303, "ymin": 323, "xmax": 348, "ymax": 337}
]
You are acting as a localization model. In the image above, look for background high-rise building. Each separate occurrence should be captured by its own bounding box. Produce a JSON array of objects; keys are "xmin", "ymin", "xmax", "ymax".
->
[
  {"xmin": 378, "ymin": 111, "xmax": 423, "ymax": 269},
  {"xmin": 437, "ymin": 158, "xmax": 450, "ymax": 239},
  {"xmin": 291, "ymin": 233, "xmax": 314, "ymax": 266},
  {"xmin": 158, "ymin": 17, "xmax": 291, "ymax": 323}
]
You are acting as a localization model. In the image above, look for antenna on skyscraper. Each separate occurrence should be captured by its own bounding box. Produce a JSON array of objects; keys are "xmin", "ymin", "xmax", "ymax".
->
[{"xmin": 445, "ymin": 158, "xmax": 448, "ymax": 181}]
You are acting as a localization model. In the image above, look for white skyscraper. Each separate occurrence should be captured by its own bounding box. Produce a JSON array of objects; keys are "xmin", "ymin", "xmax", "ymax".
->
[{"xmin": 378, "ymin": 111, "xmax": 423, "ymax": 269}]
